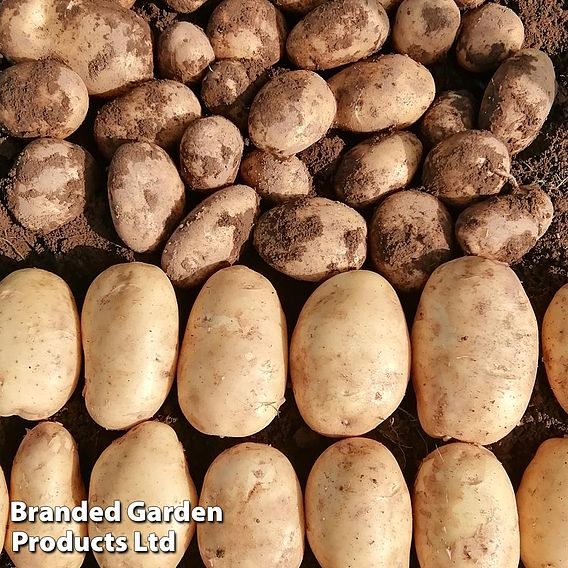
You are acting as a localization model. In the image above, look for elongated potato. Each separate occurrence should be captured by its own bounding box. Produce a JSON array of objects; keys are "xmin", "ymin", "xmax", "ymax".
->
[
  {"xmin": 412, "ymin": 256, "xmax": 538, "ymax": 444},
  {"xmin": 82, "ymin": 263, "xmax": 179, "ymax": 430},
  {"xmin": 0, "ymin": 269, "xmax": 81, "ymax": 420},
  {"xmin": 414, "ymin": 442, "xmax": 519, "ymax": 568},
  {"xmin": 0, "ymin": 466, "xmax": 8, "ymax": 553},
  {"xmin": 306, "ymin": 438, "xmax": 412, "ymax": 568}
]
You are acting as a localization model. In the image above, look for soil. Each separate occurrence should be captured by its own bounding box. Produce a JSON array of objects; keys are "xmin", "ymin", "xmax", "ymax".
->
[{"xmin": 0, "ymin": 0, "xmax": 567, "ymax": 567}]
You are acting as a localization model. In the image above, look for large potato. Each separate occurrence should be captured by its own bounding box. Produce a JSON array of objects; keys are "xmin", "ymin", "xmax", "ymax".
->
[
  {"xmin": 198, "ymin": 443, "xmax": 304, "ymax": 568},
  {"xmin": 306, "ymin": 438, "xmax": 412, "ymax": 568},
  {"xmin": 291, "ymin": 271, "xmax": 409, "ymax": 437},
  {"xmin": 82, "ymin": 262, "xmax": 179, "ymax": 430},
  {"xmin": 412, "ymin": 256, "xmax": 538, "ymax": 444},
  {"xmin": 414, "ymin": 442, "xmax": 519, "ymax": 568},
  {"xmin": 0, "ymin": 466, "xmax": 6, "ymax": 553},
  {"xmin": 0, "ymin": 269, "xmax": 80, "ymax": 420}
]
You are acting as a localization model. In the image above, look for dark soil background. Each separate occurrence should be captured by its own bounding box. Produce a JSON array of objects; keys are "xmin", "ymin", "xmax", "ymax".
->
[{"xmin": 0, "ymin": 0, "xmax": 567, "ymax": 566}]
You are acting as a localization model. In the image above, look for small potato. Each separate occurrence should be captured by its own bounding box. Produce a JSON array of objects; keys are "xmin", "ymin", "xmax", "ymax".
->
[
  {"xmin": 179, "ymin": 116, "xmax": 244, "ymax": 191},
  {"xmin": 163, "ymin": 0, "xmax": 207, "ymax": 12},
  {"xmin": 273, "ymin": 0, "xmax": 325, "ymax": 13},
  {"xmin": 6, "ymin": 423, "xmax": 86, "ymax": 568},
  {"xmin": 108, "ymin": 142, "xmax": 186, "ymax": 253},
  {"xmin": 306, "ymin": 438, "xmax": 412, "ymax": 568},
  {"xmin": 423, "ymin": 130, "xmax": 511, "ymax": 208},
  {"xmin": 412, "ymin": 256, "xmax": 538, "ymax": 444},
  {"xmin": 0, "ymin": 60, "xmax": 88, "ymax": 139},
  {"xmin": 456, "ymin": 185, "xmax": 554, "ymax": 264},
  {"xmin": 457, "ymin": 4, "xmax": 524, "ymax": 73},
  {"xmin": 82, "ymin": 263, "xmax": 179, "ymax": 430},
  {"xmin": 198, "ymin": 443, "xmax": 304, "ymax": 568},
  {"xmin": 329, "ymin": 55, "xmax": 435, "ymax": 133},
  {"xmin": 370, "ymin": 190, "xmax": 455, "ymax": 293},
  {"xmin": 249, "ymin": 70, "xmax": 336, "ymax": 157},
  {"xmin": 253, "ymin": 197, "xmax": 367, "ymax": 282},
  {"xmin": 335, "ymin": 131, "xmax": 423, "ymax": 208},
  {"xmin": 162, "ymin": 185, "xmax": 260, "ymax": 288},
  {"xmin": 455, "ymin": 0, "xmax": 486, "ymax": 8},
  {"xmin": 118, "ymin": 0, "xmax": 136, "ymax": 7},
  {"xmin": 414, "ymin": 442, "xmax": 519, "ymax": 568},
  {"xmin": 0, "ymin": 269, "xmax": 81, "ymax": 420},
  {"xmin": 0, "ymin": 466, "xmax": 6, "ymax": 553}
]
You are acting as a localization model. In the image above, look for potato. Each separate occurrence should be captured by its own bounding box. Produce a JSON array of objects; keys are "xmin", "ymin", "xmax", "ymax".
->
[
  {"xmin": 6, "ymin": 138, "xmax": 97, "ymax": 234},
  {"xmin": 334, "ymin": 131, "xmax": 423, "ymax": 208},
  {"xmin": 0, "ymin": 0, "xmax": 153, "ymax": 97},
  {"xmin": 89, "ymin": 421, "xmax": 198, "ymax": 568},
  {"xmin": 249, "ymin": 70, "xmax": 336, "ymax": 157},
  {"xmin": 0, "ymin": 269, "xmax": 80, "ymax": 420},
  {"xmin": 6, "ymin": 423, "xmax": 86, "ymax": 568},
  {"xmin": 108, "ymin": 142, "xmax": 186, "ymax": 253},
  {"xmin": 456, "ymin": 4, "xmax": 524, "ymax": 73},
  {"xmin": 414, "ymin": 442, "xmax": 519, "ymax": 568},
  {"xmin": 286, "ymin": 0, "xmax": 390, "ymax": 70},
  {"xmin": 370, "ymin": 190, "xmax": 455, "ymax": 293},
  {"xmin": 393, "ymin": 0, "xmax": 461, "ymax": 65},
  {"xmin": 162, "ymin": 185, "xmax": 260, "ymax": 288},
  {"xmin": 329, "ymin": 55, "xmax": 436, "ymax": 133},
  {"xmin": 273, "ymin": 0, "xmax": 325, "ymax": 13},
  {"xmin": 455, "ymin": 0, "xmax": 485, "ymax": 8},
  {"xmin": 254, "ymin": 197, "xmax": 367, "ymax": 281},
  {"xmin": 306, "ymin": 438, "xmax": 412, "ymax": 568},
  {"xmin": 179, "ymin": 116, "xmax": 244, "ymax": 191},
  {"xmin": 163, "ymin": 0, "xmax": 207, "ymax": 13},
  {"xmin": 456, "ymin": 185, "xmax": 554, "ymax": 264},
  {"xmin": 0, "ymin": 60, "xmax": 88, "ymax": 139},
  {"xmin": 198, "ymin": 443, "xmax": 304, "ymax": 567},
  {"xmin": 479, "ymin": 49, "xmax": 556, "ymax": 155},
  {"xmin": 118, "ymin": 0, "xmax": 136, "ymax": 7},
  {"xmin": 94, "ymin": 80, "xmax": 202, "ymax": 159},
  {"xmin": 412, "ymin": 256, "xmax": 538, "ymax": 444},
  {"xmin": 0, "ymin": 466, "xmax": 6, "ymax": 553},
  {"xmin": 82, "ymin": 262, "xmax": 178, "ymax": 430},
  {"xmin": 423, "ymin": 130, "xmax": 511, "ymax": 208}
]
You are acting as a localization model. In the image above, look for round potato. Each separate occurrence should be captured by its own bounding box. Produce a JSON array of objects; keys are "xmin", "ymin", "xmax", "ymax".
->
[
  {"xmin": 335, "ymin": 131, "xmax": 423, "ymax": 208},
  {"xmin": 198, "ymin": 443, "xmax": 304, "ymax": 568},
  {"xmin": 108, "ymin": 142, "xmax": 186, "ymax": 253},
  {"xmin": 0, "ymin": 60, "xmax": 88, "ymax": 139},
  {"xmin": 6, "ymin": 423, "xmax": 86, "ymax": 568},
  {"xmin": 414, "ymin": 442, "xmax": 519, "ymax": 568},
  {"xmin": 479, "ymin": 49, "xmax": 556, "ymax": 155},
  {"xmin": 0, "ymin": 269, "xmax": 81, "ymax": 420},
  {"xmin": 412, "ymin": 256, "xmax": 538, "ymax": 445},
  {"xmin": 291, "ymin": 270, "xmax": 410, "ymax": 437},
  {"xmin": 118, "ymin": 0, "xmax": 136, "ymax": 7},
  {"xmin": 82, "ymin": 263, "xmax": 179, "ymax": 430},
  {"xmin": 454, "ymin": 0, "xmax": 485, "ymax": 7},
  {"xmin": 329, "ymin": 55, "xmax": 435, "ymax": 133},
  {"xmin": 163, "ymin": 0, "xmax": 207, "ymax": 12},
  {"xmin": 249, "ymin": 70, "xmax": 336, "ymax": 157},
  {"xmin": 306, "ymin": 438, "xmax": 412, "ymax": 568},
  {"xmin": 273, "ymin": 0, "xmax": 325, "ymax": 13},
  {"xmin": 370, "ymin": 190, "xmax": 455, "ymax": 293},
  {"xmin": 0, "ymin": 466, "xmax": 6, "ymax": 553},
  {"xmin": 162, "ymin": 185, "xmax": 260, "ymax": 288}
]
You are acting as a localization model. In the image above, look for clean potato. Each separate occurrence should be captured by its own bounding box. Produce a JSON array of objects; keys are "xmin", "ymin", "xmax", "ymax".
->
[
  {"xmin": 414, "ymin": 442, "xmax": 519, "ymax": 568},
  {"xmin": 198, "ymin": 443, "xmax": 304, "ymax": 568},
  {"xmin": 291, "ymin": 270, "xmax": 410, "ymax": 437},
  {"xmin": 306, "ymin": 438, "xmax": 412, "ymax": 568},
  {"xmin": 82, "ymin": 263, "xmax": 179, "ymax": 430},
  {"xmin": 412, "ymin": 256, "xmax": 538, "ymax": 444}
]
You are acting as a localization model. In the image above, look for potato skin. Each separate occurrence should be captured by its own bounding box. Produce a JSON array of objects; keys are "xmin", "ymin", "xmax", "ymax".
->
[
  {"xmin": 198, "ymin": 443, "xmax": 304, "ymax": 568},
  {"xmin": 273, "ymin": 0, "xmax": 325, "ymax": 13},
  {"xmin": 306, "ymin": 438, "xmax": 412, "ymax": 568},
  {"xmin": 163, "ymin": 0, "xmax": 207, "ymax": 13},
  {"xmin": 118, "ymin": 0, "xmax": 136, "ymax": 7},
  {"xmin": 414, "ymin": 442, "xmax": 519, "ymax": 568},
  {"xmin": 412, "ymin": 256, "xmax": 538, "ymax": 444}
]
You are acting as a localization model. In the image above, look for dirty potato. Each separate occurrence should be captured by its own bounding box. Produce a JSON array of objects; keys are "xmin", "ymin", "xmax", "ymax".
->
[
  {"xmin": 272, "ymin": 0, "xmax": 325, "ymax": 13},
  {"xmin": 163, "ymin": 0, "xmax": 208, "ymax": 12}
]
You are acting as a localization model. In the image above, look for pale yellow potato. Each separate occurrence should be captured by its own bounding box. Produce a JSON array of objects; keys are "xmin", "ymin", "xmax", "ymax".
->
[
  {"xmin": 82, "ymin": 263, "xmax": 179, "ymax": 430},
  {"xmin": 89, "ymin": 421, "xmax": 198, "ymax": 568},
  {"xmin": 0, "ymin": 269, "xmax": 81, "ymax": 420},
  {"xmin": 414, "ymin": 442, "xmax": 519, "ymax": 568},
  {"xmin": 6, "ymin": 423, "xmax": 86, "ymax": 568},
  {"xmin": 0, "ymin": 466, "xmax": 8, "ymax": 553},
  {"xmin": 291, "ymin": 271, "xmax": 409, "ymax": 437},
  {"xmin": 198, "ymin": 443, "xmax": 304, "ymax": 568},
  {"xmin": 306, "ymin": 438, "xmax": 412, "ymax": 568},
  {"xmin": 412, "ymin": 256, "xmax": 538, "ymax": 444}
]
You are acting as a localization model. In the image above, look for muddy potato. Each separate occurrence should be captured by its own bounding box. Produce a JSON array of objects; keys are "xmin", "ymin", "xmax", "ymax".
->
[
  {"xmin": 329, "ymin": 55, "xmax": 435, "ymax": 133},
  {"xmin": 273, "ymin": 0, "xmax": 325, "ymax": 13},
  {"xmin": 414, "ymin": 442, "xmax": 519, "ymax": 568},
  {"xmin": 455, "ymin": 0, "xmax": 485, "ymax": 6},
  {"xmin": 0, "ymin": 466, "xmax": 6, "ymax": 553},
  {"xmin": 163, "ymin": 0, "xmax": 207, "ymax": 12},
  {"xmin": 108, "ymin": 142, "xmax": 185, "ymax": 253},
  {"xmin": 412, "ymin": 256, "xmax": 538, "ymax": 444},
  {"xmin": 198, "ymin": 443, "xmax": 304, "ymax": 567},
  {"xmin": 306, "ymin": 438, "xmax": 412, "ymax": 568}
]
